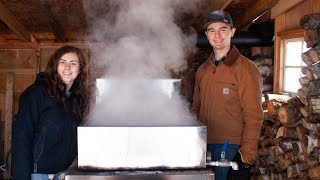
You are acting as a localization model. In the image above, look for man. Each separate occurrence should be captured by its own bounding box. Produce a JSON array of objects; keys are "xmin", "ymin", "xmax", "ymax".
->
[{"xmin": 192, "ymin": 10, "xmax": 263, "ymax": 180}]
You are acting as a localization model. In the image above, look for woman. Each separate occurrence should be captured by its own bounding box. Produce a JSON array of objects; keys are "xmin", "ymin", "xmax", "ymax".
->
[{"xmin": 12, "ymin": 45, "xmax": 93, "ymax": 180}]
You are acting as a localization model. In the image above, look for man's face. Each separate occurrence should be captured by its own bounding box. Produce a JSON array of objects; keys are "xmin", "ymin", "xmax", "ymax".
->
[{"xmin": 205, "ymin": 22, "xmax": 235, "ymax": 51}]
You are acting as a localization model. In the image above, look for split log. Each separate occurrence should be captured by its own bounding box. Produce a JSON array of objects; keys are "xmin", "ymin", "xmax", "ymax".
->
[
  {"xmin": 278, "ymin": 104, "xmax": 301, "ymax": 126},
  {"xmin": 297, "ymin": 86, "xmax": 309, "ymax": 99},
  {"xmin": 308, "ymin": 165, "xmax": 320, "ymax": 179},
  {"xmin": 276, "ymin": 154, "xmax": 294, "ymax": 170},
  {"xmin": 287, "ymin": 162, "xmax": 310, "ymax": 178},
  {"xmin": 295, "ymin": 125, "xmax": 309, "ymax": 141},
  {"xmin": 284, "ymin": 151, "xmax": 305, "ymax": 163},
  {"xmin": 265, "ymin": 126, "xmax": 278, "ymax": 138},
  {"xmin": 258, "ymin": 65, "xmax": 274, "ymax": 77},
  {"xmin": 262, "ymin": 76, "xmax": 273, "ymax": 84},
  {"xmin": 299, "ymin": 76, "xmax": 310, "ymax": 87},
  {"xmin": 308, "ymin": 80, "xmax": 320, "ymax": 96},
  {"xmin": 257, "ymin": 148, "xmax": 270, "ymax": 157},
  {"xmin": 277, "ymin": 140, "xmax": 298, "ymax": 152},
  {"xmin": 253, "ymin": 57, "xmax": 273, "ymax": 66},
  {"xmin": 301, "ymin": 118, "xmax": 320, "ymax": 131},
  {"xmin": 311, "ymin": 147, "xmax": 320, "ymax": 159},
  {"xmin": 269, "ymin": 146, "xmax": 284, "ymax": 158},
  {"xmin": 309, "ymin": 48, "xmax": 320, "ymax": 63},
  {"xmin": 297, "ymin": 92, "xmax": 309, "ymax": 106},
  {"xmin": 310, "ymin": 96, "xmax": 320, "ymax": 113},
  {"xmin": 262, "ymin": 83, "xmax": 273, "ymax": 93},
  {"xmin": 300, "ymin": 106, "xmax": 314, "ymax": 118},
  {"xmin": 305, "ymin": 156, "xmax": 319, "ymax": 167},
  {"xmin": 283, "ymin": 127, "xmax": 298, "ymax": 139},
  {"xmin": 302, "ymin": 51, "xmax": 314, "ymax": 66},
  {"xmin": 302, "ymin": 62, "xmax": 320, "ymax": 81},
  {"xmin": 260, "ymin": 137, "xmax": 272, "ymax": 148}
]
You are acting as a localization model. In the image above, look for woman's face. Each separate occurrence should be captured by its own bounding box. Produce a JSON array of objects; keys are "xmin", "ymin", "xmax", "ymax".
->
[{"xmin": 57, "ymin": 52, "xmax": 80, "ymax": 91}]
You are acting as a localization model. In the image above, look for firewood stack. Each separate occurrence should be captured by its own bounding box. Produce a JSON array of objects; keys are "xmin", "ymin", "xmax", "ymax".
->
[
  {"xmin": 252, "ymin": 13, "xmax": 320, "ymax": 180},
  {"xmin": 252, "ymin": 55, "xmax": 274, "ymax": 93},
  {"xmin": 252, "ymin": 94, "xmax": 320, "ymax": 179}
]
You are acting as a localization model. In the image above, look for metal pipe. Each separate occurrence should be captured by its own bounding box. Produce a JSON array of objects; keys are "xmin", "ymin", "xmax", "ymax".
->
[{"xmin": 207, "ymin": 160, "xmax": 239, "ymax": 170}]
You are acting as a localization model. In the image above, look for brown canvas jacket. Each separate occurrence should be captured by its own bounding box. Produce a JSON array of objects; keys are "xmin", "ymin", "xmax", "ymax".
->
[{"xmin": 192, "ymin": 46, "xmax": 263, "ymax": 164}]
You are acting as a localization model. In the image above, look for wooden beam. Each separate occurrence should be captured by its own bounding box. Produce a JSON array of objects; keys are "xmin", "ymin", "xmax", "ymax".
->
[
  {"xmin": 39, "ymin": 1, "xmax": 66, "ymax": 42},
  {"xmin": 220, "ymin": 0, "xmax": 233, "ymax": 10},
  {"xmin": 273, "ymin": 14, "xmax": 286, "ymax": 93},
  {"xmin": 4, "ymin": 72, "xmax": 13, "ymax": 179},
  {"xmin": 271, "ymin": 0, "xmax": 306, "ymax": 19},
  {"xmin": 277, "ymin": 28, "xmax": 304, "ymax": 39},
  {"xmin": 0, "ymin": 69, "xmax": 37, "ymax": 75},
  {"xmin": 235, "ymin": 0, "xmax": 279, "ymax": 30},
  {"xmin": 0, "ymin": 1, "xmax": 35, "ymax": 42}
]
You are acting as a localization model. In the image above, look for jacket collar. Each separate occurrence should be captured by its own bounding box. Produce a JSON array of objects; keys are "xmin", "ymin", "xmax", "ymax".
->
[{"xmin": 202, "ymin": 45, "xmax": 240, "ymax": 68}]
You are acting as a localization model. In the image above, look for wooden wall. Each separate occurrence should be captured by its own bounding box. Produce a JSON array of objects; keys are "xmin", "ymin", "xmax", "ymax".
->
[{"xmin": 273, "ymin": 0, "xmax": 320, "ymax": 93}]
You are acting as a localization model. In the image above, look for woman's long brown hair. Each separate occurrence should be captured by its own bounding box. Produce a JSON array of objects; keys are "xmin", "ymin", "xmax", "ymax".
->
[{"xmin": 44, "ymin": 45, "xmax": 93, "ymax": 120}]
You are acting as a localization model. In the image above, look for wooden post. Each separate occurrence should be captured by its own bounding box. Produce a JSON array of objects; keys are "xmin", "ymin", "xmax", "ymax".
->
[{"xmin": 4, "ymin": 72, "xmax": 13, "ymax": 179}]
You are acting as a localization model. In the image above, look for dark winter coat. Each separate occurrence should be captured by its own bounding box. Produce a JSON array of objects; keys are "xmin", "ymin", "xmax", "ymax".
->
[{"xmin": 12, "ymin": 73, "xmax": 81, "ymax": 180}]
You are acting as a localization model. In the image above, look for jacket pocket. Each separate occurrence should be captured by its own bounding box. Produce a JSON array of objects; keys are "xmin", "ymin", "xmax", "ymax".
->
[{"xmin": 215, "ymin": 81, "xmax": 239, "ymax": 103}]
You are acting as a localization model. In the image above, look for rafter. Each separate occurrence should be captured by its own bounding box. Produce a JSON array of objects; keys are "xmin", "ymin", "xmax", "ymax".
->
[
  {"xmin": 0, "ymin": 1, "xmax": 35, "ymax": 42},
  {"xmin": 234, "ymin": 0, "xmax": 279, "ymax": 30},
  {"xmin": 39, "ymin": 1, "xmax": 66, "ymax": 42}
]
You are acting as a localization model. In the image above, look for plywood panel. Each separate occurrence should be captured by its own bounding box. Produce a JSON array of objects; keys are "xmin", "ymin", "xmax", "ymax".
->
[
  {"xmin": 0, "ymin": 73, "xmax": 4, "ymax": 94},
  {"xmin": 0, "ymin": 49, "xmax": 38, "ymax": 69},
  {"xmin": 40, "ymin": 48, "xmax": 55, "ymax": 71}
]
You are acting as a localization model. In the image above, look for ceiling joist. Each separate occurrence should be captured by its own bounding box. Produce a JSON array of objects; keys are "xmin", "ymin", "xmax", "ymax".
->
[
  {"xmin": 235, "ymin": 0, "xmax": 279, "ymax": 30},
  {"xmin": 39, "ymin": 1, "xmax": 66, "ymax": 42},
  {"xmin": 0, "ymin": 1, "xmax": 35, "ymax": 42}
]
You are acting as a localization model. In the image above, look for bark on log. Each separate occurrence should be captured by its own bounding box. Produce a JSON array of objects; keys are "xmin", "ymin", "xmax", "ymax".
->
[
  {"xmin": 270, "ymin": 146, "xmax": 284, "ymax": 157},
  {"xmin": 283, "ymin": 127, "xmax": 298, "ymax": 139},
  {"xmin": 262, "ymin": 75, "xmax": 273, "ymax": 84},
  {"xmin": 276, "ymin": 155, "xmax": 294, "ymax": 170},
  {"xmin": 253, "ymin": 57, "xmax": 273, "ymax": 66},
  {"xmin": 310, "ymin": 96, "xmax": 320, "ymax": 113},
  {"xmin": 262, "ymin": 83, "xmax": 273, "ymax": 93},
  {"xmin": 308, "ymin": 80, "xmax": 320, "ymax": 96},
  {"xmin": 302, "ymin": 62, "xmax": 320, "ymax": 81},
  {"xmin": 287, "ymin": 162, "xmax": 310, "ymax": 178},
  {"xmin": 299, "ymin": 76, "xmax": 310, "ymax": 87},
  {"xmin": 258, "ymin": 65, "xmax": 274, "ymax": 77},
  {"xmin": 309, "ymin": 48, "xmax": 320, "ymax": 63},
  {"xmin": 302, "ymin": 51, "xmax": 314, "ymax": 66},
  {"xmin": 297, "ymin": 92, "xmax": 309, "ymax": 106},
  {"xmin": 296, "ymin": 125, "xmax": 309, "ymax": 141}
]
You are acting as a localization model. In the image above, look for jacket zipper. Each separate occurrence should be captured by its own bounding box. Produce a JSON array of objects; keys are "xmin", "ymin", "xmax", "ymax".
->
[{"xmin": 34, "ymin": 162, "xmax": 37, "ymax": 172}]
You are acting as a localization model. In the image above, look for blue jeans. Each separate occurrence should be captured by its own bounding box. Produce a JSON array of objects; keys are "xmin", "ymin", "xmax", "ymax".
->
[
  {"xmin": 31, "ymin": 173, "xmax": 64, "ymax": 180},
  {"xmin": 207, "ymin": 144, "xmax": 239, "ymax": 180}
]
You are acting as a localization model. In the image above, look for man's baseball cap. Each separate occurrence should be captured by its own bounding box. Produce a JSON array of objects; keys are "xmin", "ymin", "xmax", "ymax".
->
[{"xmin": 203, "ymin": 10, "xmax": 233, "ymax": 29}]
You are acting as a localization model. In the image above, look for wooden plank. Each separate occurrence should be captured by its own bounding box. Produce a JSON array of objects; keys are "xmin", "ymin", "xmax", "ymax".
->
[
  {"xmin": 0, "ymin": 69, "xmax": 36, "ymax": 74},
  {"xmin": 273, "ymin": 14, "xmax": 286, "ymax": 93},
  {"xmin": 0, "ymin": 42, "xmax": 89, "ymax": 49},
  {"xmin": 38, "ymin": 1, "xmax": 66, "ymax": 42},
  {"xmin": 0, "ymin": 1, "xmax": 35, "ymax": 42},
  {"xmin": 271, "ymin": 0, "xmax": 306, "ymax": 19},
  {"xmin": 277, "ymin": 28, "xmax": 304, "ymax": 39},
  {"xmin": 4, "ymin": 72, "xmax": 13, "ymax": 179},
  {"xmin": 220, "ymin": 0, "xmax": 232, "ymax": 10},
  {"xmin": 235, "ymin": 0, "xmax": 279, "ymax": 30}
]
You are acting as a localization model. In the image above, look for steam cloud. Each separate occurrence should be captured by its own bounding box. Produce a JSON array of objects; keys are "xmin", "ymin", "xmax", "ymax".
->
[{"xmin": 84, "ymin": 0, "xmax": 201, "ymax": 126}]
